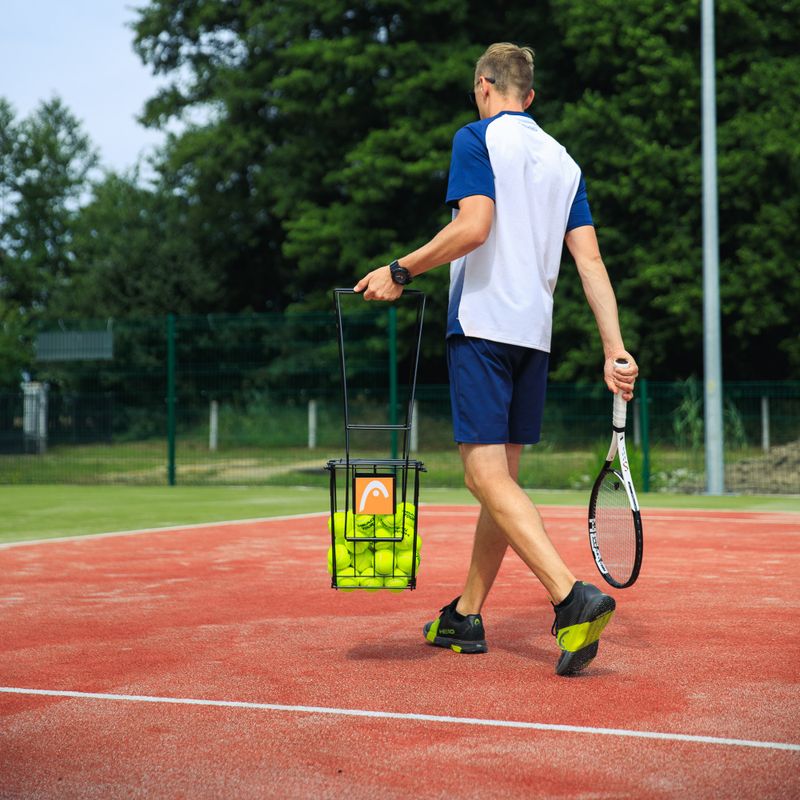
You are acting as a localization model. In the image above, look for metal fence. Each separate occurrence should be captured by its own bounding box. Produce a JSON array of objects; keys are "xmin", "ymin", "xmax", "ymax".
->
[{"xmin": 0, "ymin": 313, "xmax": 798, "ymax": 494}]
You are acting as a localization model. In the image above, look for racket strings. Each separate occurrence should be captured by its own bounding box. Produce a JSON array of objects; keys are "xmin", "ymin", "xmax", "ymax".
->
[{"xmin": 594, "ymin": 471, "xmax": 636, "ymax": 581}]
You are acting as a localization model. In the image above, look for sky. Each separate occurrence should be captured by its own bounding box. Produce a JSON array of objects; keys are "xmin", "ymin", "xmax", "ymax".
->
[{"xmin": 0, "ymin": 1, "xmax": 168, "ymax": 173}]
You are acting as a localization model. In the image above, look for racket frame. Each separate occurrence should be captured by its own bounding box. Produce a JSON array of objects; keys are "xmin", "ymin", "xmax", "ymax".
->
[{"xmin": 588, "ymin": 385, "xmax": 644, "ymax": 589}]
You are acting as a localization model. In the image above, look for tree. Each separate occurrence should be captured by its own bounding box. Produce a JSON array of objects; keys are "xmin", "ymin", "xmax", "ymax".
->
[
  {"xmin": 124, "ymin": 0, "xmax": 799, "ymax": 381},
  {"xmin": 0, "ymin": 97, "xmax": 98, "ymax": 316},
  {"xmin": 132, "ymin": 1, "xmax": 577, "ymax": 376},
  {"xmin": 63, "ymin": 170, "xmax": 223, "ymax": 318},
  {"xmin": 546, "ymin": 0, "xmax": 800, "ymax": 380}
]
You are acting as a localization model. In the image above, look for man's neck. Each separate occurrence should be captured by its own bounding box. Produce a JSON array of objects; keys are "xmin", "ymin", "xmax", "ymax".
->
[{"xmin": 482, "ymin": 98, "xmax": 525, "ymax": 120}]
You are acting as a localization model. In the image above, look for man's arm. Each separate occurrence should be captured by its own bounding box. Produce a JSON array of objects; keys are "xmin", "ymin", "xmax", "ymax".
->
[
  {"xmin": 354, "ymin": 195, "xmax": 494, "ymax": 301},
  {"xmin": 564, "ymin": 224, "xmax": 638, "ymax": 400}
]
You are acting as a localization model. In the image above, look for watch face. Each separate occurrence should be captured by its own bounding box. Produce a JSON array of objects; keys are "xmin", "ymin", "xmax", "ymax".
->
[{"xmin": 391, "ymin": 266, "xmax": 412, "ymax": 285}]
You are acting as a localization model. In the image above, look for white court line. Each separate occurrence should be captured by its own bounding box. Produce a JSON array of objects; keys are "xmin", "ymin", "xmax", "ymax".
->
[
  {"xmin": 1, "ymin": 687, "xmax": 797, "ymax": 753},
  {"xmin": 0, "ymin": 511, "xmax": 328, "ymax": 550}
]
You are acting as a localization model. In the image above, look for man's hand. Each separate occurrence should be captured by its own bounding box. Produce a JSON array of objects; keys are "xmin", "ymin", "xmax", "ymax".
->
[
  {"xmin": 353, "ymin": 266, "xmax": 404, "ymax": 301},
  {"xmin": 604, "ymin": 352, "xmax": 638, "ymax": 401}
]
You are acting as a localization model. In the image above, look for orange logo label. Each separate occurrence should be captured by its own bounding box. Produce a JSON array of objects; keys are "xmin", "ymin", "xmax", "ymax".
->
[{"xmin": 355, "ymin": 475, "xmax": 395, "ymax": 515}]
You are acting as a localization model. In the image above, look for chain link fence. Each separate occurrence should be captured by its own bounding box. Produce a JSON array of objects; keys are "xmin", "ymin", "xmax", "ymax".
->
[{"xmin": 0, "ymin": 313, "xmax": 798, "ymax": 493}]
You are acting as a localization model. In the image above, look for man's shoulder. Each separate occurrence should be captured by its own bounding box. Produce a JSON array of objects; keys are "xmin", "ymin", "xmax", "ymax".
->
[{"xmin": 453, "ymin": 117, "xmax": 493, "ymax": 144}]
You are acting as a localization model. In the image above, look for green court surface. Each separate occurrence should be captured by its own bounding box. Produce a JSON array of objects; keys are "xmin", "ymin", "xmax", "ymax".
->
[{"xmin": 0, "ymin": 485, "xmax": 796, "ymax": 545}]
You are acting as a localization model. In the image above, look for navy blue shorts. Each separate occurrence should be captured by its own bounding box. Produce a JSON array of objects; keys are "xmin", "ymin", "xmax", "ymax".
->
[{"xmin": 447, "ymin": 335, "xmax": 549, "ymax": 445}]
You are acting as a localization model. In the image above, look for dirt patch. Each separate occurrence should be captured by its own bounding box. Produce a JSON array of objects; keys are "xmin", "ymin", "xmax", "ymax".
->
[
  {"xmin": 103, "ymin": 458, "xmax": 325, "ymax": 484},
  {"xmin": 726, "ymin": 441, "xmax": 800, "ymax": 494}
]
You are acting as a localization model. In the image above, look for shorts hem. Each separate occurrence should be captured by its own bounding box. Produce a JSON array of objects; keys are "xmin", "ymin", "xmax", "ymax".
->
[{"xmin": 455, "ymin": 438, "xmax": 541, "ymax": 446}]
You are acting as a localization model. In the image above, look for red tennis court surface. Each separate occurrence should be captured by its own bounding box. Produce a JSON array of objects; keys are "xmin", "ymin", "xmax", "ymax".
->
[{"xmin": 1, "ymin": 504, "xmax": 799, "ymax": 798}]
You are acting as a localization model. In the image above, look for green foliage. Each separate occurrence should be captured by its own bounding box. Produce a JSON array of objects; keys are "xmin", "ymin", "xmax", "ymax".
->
[
  {"xmin": 0, "ymin": 299, "xmax": 32, "ymax": 387},
  {"xmin": 1, "ymin": 1, "xmax": 798, "ymax": 388},
  {"xmin": 0, "ymin": 97, "xmax": 98, "ymax": 315},
  {"xmin": 64, "ymin": 172, "xmax": 223, "ymax": 317},
  {"xmin": 671, "ymin": 375, "xmax": 753, "ymax": 451},
  {"xmin": 673, "ymin": 377, "xmax": 705, "ymax": 451},
  {"xmin": 547, "ymin": 0, "xmax": 800, "ymax": 381},
  {"xmin": 0, "ymin": 98, "xmax": 97, "ymax": 384},
  {"xmin": 130, "ymin": 0, "xmax": 798, "ymax": 381},
  {"xmin": 129, "ymin": 0, "xmax": 579, "ymax": 380}
]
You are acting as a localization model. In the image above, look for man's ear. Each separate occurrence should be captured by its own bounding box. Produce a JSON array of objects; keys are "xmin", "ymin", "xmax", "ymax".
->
[{"xmin": 524, "ymin": 89, "xmax": 535, "ymax": 110}]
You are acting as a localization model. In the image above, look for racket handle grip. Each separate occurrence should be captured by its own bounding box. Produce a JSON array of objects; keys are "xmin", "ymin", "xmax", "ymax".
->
[{"xmin": 612, "ymin": 358, "xmax": 629, "ymax": 429}]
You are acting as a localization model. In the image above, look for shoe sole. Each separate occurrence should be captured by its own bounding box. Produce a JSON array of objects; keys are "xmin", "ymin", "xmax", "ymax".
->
[
  {"xmin": 422, "ymin": 622, "xmax": 488, "ymax": 654},
  {"xmin": 557, "ymin": 640, "xmax": 600, "ymax": 676},
  {"xmin": 555, "ymin": 594, "xmax": 616, "ymax": 676}
]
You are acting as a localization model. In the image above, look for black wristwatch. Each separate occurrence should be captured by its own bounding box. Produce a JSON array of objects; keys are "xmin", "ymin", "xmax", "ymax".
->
[{"xmin": 389, "ymin": 260, "xmax": 413, "ymax": 285}]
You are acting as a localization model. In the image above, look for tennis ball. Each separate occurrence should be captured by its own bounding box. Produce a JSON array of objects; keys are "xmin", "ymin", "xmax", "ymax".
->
[
  {"xmin": 353, "ymin": 548, "xmax": 375, "ymax": 574},
  {"xmin": 327, "ymin": 543, "xmax": 351, "ymax": 575},
  {"xmin": 358, "ymin": 572, "xmax": 383, "ymax": 591},
  {"xmin": 336, "ymin": 576, "xmax": 358, "ymax": 592},
  {"xmin": 374, "ymin": 537, "xmax": 396, "ymax": 552},
  {"xmin": 373, "ymin": 518, "xmax": 400, "ymax": 550},
  {"xmin": 331, "ymin": 512, "xmax": 368, "ymax": 554},
  {"xmin": 355, "ymin": 514, "xmax": 376, "ymax": 532},
  {"xmin": 396, "ymin": 549, "xmax": 420, "ymax": 576},
  {"xmin": 374, "ymin": 549, "xmax": 395, "ymax": 576},
  {"xmin": 384, "ymin": 576, "xmax": 409, "ymax": 592},
  {"xmin": 376, "ymin": 513, "xmax": 397, "ymax": 534},
  {"xmin": 397, "ymin": 529, "xmax": 421, "ymax": 552},
  {"xmin": 328, "ymin": 511, "xmax": 356, "ymax": 539},
  {"xmin": 395, "ymin": 502, "xmax": 416, "ymax": 527},
  {"xmin": 343, "ymin": 537, "xmax": 370, "ymax": 555},
  {"xmin": 353, "ymin": 517, "xmax": 379, "ymax": 546}
]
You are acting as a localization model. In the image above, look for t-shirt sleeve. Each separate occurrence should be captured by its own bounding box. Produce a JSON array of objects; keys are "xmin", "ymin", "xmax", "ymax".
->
[
  {"xmin": 566, "ymin": 174, "xmax": 593, "ymax": 231},
  {"xmin": 445, "ymin": 126, "xmax": 495, "ymax": 209}
]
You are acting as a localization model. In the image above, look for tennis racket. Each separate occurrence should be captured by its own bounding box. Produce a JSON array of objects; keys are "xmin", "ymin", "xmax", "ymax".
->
[{"xmin": 588, "ymin": 360, "xmax": 643, "ymax": 588}]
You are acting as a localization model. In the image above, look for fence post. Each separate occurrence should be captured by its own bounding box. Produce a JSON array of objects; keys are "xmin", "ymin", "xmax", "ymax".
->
[
  {"xmin": 761, "ymin": 395, "xmax": 770, "ymax": 453},
  {"xmin": 308, "ymin": 399, "xmax": 318, "ymax": 449},
  {"xmin": 167, "ymin": 313, "xmax": 176, "ymax": 486},
  {"xmin": 640, "ymin": 379, "xmax": 650, "ymax": 492},
  {"xmin": 388, "ymin": 306, "xmax": 398, "ymax": 459},
  {"xmin": 209, "ymin": 399, "xmax": 219, "ymax": 452}
]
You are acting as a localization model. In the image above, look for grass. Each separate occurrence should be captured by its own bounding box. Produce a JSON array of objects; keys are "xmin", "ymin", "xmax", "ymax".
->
[
  {"xmin": 0, "ymin": 485, "xmax": 796, "ymax": 545},
  {"xmin": 0, "ymin": 440, "xmax": 714, "ymax": 491},
  {"xmin": 2, "ymin": 433, "xmax": 797, "ymax": 492}
]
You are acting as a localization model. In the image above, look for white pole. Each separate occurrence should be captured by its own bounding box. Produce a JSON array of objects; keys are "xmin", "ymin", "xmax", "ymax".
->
[
  {"xmin": 702, "ymin": 0, "xmax": 725, "ymax": 494},
  {"xmin": 209, "ymin": 400, "xmax": 218, "ymax": 452},
  {"xmin": 761, "ymin": 396, "xmax": 770, "ymax": 453},
  {"xmin": 633, "ymin": 399, "xmax": 641, "ymax": 448},
  {"xmin": 410, "ymin": 400, "xmax": 419, "ymax": 453},
  {"xmin": 37, "ymin": 384, "xmax": 48, "ymax": 455},
  {"xmin": 308, "ymin": 399, "xmax": 317, "ymax": 449}
]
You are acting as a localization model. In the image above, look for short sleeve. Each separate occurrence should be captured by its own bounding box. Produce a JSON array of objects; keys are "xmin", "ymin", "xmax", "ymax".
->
[
  {"xmin": 566, "ymin": 175, "xmax": 593, "ymax": 231},
  {"xmin": 445, "ymin": 126, "xmax": 495, "ymax": 209}
]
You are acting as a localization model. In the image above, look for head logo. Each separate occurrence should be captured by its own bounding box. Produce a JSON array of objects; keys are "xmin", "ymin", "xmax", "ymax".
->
[{"xmin": 355, "ymin": 475, "xmax": 395, "ymax": 515}]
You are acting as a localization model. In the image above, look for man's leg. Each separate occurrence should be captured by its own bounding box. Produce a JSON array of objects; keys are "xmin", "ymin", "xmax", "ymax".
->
[
  {"xmin": 458, "ymin": 443, "xmax": 576, "ymax": 607},
  {"xmin": 455, "ymin": 444, "xmax": 519, "ymax": 616}
]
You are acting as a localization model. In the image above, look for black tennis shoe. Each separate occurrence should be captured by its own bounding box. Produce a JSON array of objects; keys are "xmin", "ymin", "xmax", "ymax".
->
[
  {"xmin": 551, "ymin": 581, "xmax": 615, "ymax": 676},
  {"xmin": 423, "ymin": 596, "xmax": 488, "ymax": 654}
]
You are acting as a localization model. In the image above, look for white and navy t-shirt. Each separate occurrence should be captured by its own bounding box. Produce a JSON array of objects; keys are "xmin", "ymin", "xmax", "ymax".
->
[{"xmin": 446, "ymin": 110, "xmax": 593, "ymax": 352}]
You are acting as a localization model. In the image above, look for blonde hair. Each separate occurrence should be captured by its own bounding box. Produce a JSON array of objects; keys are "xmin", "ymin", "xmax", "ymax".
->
[{"xmin": 474, "ymin": 43, "xmax": 535, "ymax": 104}]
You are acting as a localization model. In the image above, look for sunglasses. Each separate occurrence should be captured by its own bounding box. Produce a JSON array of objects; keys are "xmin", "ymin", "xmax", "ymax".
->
[{"xmin": 468, "ymin": 76, "xmax": 496, "ymax": 107}]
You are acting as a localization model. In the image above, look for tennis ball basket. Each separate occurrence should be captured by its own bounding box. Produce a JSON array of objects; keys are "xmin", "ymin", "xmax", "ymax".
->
[{"xmin": 325, "ymin": 289, "xmax": 426, "ymax": 591}]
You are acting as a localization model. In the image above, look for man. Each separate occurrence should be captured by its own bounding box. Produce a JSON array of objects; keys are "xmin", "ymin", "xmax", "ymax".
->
[{"xmin": 354, "ymin": 43, "xmax": 638, "ymax": 675}]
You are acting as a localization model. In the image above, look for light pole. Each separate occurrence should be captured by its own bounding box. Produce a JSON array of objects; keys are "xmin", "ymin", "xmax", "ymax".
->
[{"xmin": 701, "ymin": 0, "xmax": 725, "ymax": 494}]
